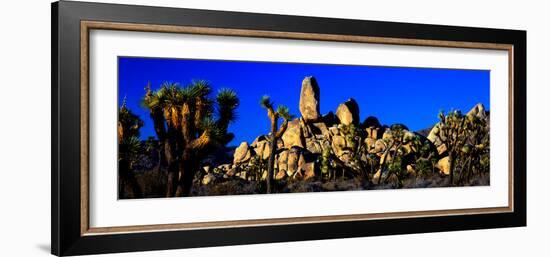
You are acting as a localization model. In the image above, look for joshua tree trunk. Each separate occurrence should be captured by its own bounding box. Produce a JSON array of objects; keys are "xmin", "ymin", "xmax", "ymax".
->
[
  {"xmin": 145, "ymin": 85, "xmax": 168, "ymax": 173},
  {"xmin": 259, "ymin": 95, "xmax": 291, "ymax": 194},
  {"xmin": 155, "ymin": 144, "xmax": 166, "ymax": 186},
  {"xmin": 155, "ymin": 141, "xmax": 167, "ymax": 172},
  {"xmin": 166, "ymin": 162, "xmax": 179, "ymax": 197},
  {"xmin": 266, "ymin": 135, "xmax": 277, "ymax": 193},
  {"xmin": 266, "ymin": 117, "xmax": 278, "ymax": 194},
  {"xmin": 165, "ymin": 135, "xmax": 179, "ymax": 197},
  {"xmin": 152, "ymin": 117, "xmax": 167, "ymax": 172},
  {"xmin": 175, "ymin": 148, "xmax": 198, "ymax": 197}
]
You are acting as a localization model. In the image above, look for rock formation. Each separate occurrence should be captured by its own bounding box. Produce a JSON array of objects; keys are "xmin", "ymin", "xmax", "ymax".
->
[
  {"xmin": 233, "ymin": 142, "xmax": 251, "ymax": 164},
  {"xmin": 211, "ymin": 76, "xmax": 489, "ymax": 184},
  {"xmin": 299, "ymin": 76, "xmax": 321, "ymax": 122},
  {"xmin": 467, "ymin": 103, "xmax": 487, "ymax": 120},
  {"xmin": 281, "ymin": 119, "xmax": 305, "ymax": 148},
  {"xmin": 335, "ymin": 98, "xmax": 360, "ymax": 125}
]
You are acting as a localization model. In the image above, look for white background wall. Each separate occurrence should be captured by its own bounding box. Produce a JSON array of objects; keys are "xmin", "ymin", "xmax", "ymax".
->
[{"xmin": 0, "ymin": 0, "xmax": 547, "ymax": 256}]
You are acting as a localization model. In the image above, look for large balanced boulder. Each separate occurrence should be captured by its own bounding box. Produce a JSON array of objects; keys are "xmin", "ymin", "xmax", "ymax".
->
[
  {"xmin": 299, "ymin": 76, "xmax": 321, "ymax": 122},
  {"xmin": 336, "ymin": 98, "xmax": 360, "ymax": 126},
  {"xmin": 233, "ymin": 142, "xmax": 251, "ymax": 164}
]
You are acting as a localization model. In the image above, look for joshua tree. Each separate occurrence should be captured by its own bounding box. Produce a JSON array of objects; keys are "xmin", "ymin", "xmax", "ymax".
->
[
  {"xmin": 340, "ymin": 123, "xmax": 371, "ymax": 180},
  {"xmin": 411, "ymin": 136, "xmax": 438, "ymax": 177},
  {"xmin": 118, "ymin": 98, "xmax": 144, "ymax": 198},
  {"xmin": 142, "ymin": 83, "xmax": 168, "ymax": 173},
  {"xmin": 432, "ymin": 110, "xmax": 489, "ymax": 185},
  {"xmin": 376, "ymin": 124, "xmax": 405, "ymax": 184},
  {"xmin": 260, "ymin": 95, "xmax": 293, "ymax": 193},
  {"xmin": 455, "ymin": 113, "xmax": 490, "ymax": 183},
  {"xmin": 433, "ymin": 110, "xmax": 461, "ymax": 184},
  {"xmin": 320, "ymin": 147, "xmax": 332, "ymax": 180},
  {"xmin": 142, "ymin": 81, "xmax": 239, "ymax": 197},
  {"xmin": 365, "ymin": 153, "xmax": 380, "ymax": 180},
  {"xmin": 370, "ymin": 124, "xmax": 419, "ymax": 187}
]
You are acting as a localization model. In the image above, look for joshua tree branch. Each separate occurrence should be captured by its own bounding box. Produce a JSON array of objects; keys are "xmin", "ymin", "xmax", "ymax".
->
[
  {"xmin": 275, "ymin": 119, "xmax": 289, "ymax": 138},
  {"xmin": 189, "ymin": 130, "xmax": 211, "ymax": 150}
]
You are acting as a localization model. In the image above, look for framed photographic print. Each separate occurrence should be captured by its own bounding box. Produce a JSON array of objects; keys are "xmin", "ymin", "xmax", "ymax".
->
[{"xmin": 51, "ymin": 1, "xmax": 526, "ymax": 256}]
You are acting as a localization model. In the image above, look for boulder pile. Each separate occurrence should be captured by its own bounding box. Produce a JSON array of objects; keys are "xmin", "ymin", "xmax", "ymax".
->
[{"xmin": 202, "ymin": 77, "xmax": 489, "ymax": 185}]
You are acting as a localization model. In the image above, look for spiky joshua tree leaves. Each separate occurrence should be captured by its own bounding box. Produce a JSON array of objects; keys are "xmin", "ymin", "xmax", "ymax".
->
[
  {"xmin": 260, "ymin": 95, "xmax": 293, "ymax": 193},
  {"xmin": 142, "ymin": 80, "xmax": 239, "ymax": 197},
  {"xmin": 118, "ymin": 97, "xmax": 144, "ymax": 199}
]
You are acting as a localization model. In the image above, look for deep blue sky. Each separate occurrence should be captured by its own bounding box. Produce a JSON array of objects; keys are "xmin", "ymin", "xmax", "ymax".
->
[{"xmin": 119, "ymin": 57, "xmax": 489, "ymax": 146}]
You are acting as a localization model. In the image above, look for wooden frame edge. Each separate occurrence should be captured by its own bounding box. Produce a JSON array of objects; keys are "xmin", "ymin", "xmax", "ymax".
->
[
  {"xmin": 83, "ymin": 20, "xmax": 513, "ymax": 50},
  {"xmin": 79, "ymin": 20, "xmax": 515, "ymax": 236},
  {"xmin": 81, "ymin": 21, "xmax": 90, "ymax": 235},
  {"xmin": 85, "ymin": 206, "xmax": 512, "ymax": 235}
]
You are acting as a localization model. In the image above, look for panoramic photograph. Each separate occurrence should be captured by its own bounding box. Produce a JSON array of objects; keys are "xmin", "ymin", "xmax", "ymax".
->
[{"xmin": 117, "ymin": 57, "xmax": 490, "ymax": 199}]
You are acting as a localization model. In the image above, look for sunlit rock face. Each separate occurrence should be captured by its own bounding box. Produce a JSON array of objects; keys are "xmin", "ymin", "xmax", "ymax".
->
[
  {"xmin": 299, "ymin": 76, "xmax": 321, "ymax": 122},
  {"xmin": 336, "ymin": 98, "xmax": 360, "ymax": 126}
]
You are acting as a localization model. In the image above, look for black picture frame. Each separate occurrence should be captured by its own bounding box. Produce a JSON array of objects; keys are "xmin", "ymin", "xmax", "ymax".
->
[{"xmin": 51, "ymin": 1, "xmax": 526, "ymax": 256}]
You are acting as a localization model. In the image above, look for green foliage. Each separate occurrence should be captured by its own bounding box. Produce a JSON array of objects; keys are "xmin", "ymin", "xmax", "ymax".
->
[
  {"xmin": 415, "ymin": 158, "xmax": 432, "ymax": 176},
  {"xmin": 187, "ymin": 80, "xmax": 212, "ymax": 98},
  {"xmin": 119, "ymin": 136, "xmax": 142, "ymax": 163},
  {"xmin": 247, "ymin": 155, "xmax": 266, "ymax": 182},
  {"xmin": 320, "ymin": 147, "xmax": 332, "ymax": 178},
  {"xmin": 259, "ymin": 95, "xmax": 273, "ymax": 109},
  {"xmin": 435, "ymin": 109, "xmax": 490, "ymax": 184},
  {"xmin": 140, "ymin": 80, "xmax": 241, "ymax": 197},
  {"xmin": 276, "ymin": 105, "xmax": 293, "ymax": 120},
  {"xmin": 143, "ymin": 80, "xmax": 239, "ymax": 148},
  {"xmin": 342, "ymin": 124, "xmax": 359, "ymax": 150},
  {"xmin": 119, "ymin": 102, "xmax": 144, "ymax": 139},
  {"xmin": 216, "ymin": 88, "xmax": 240, "ymax": 129},
  {"xmin": 387, "ymin": 155, "xmax": 405, "ymax": 187}
]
